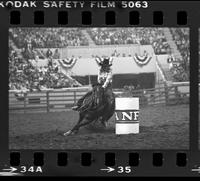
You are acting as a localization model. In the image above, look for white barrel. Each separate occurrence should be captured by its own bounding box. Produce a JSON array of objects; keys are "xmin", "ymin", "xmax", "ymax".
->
[{"xmin": 115, "ymin": 97, "xmax": 139, "ymax": 134}]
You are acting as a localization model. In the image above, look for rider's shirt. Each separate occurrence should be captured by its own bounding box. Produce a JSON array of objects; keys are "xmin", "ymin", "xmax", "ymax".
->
[{"xmin": 97, "ymin": 69, "xmax": 112, "ymax": 88}]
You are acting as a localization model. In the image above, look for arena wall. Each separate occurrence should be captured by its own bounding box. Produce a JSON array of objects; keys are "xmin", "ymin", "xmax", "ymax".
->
[
  {"xmin": 70, "ymin": 56, "xmax": 156, "ymax": 76},
  {"xmin": 36, "ymin": 44, "xmax": 155, "ymax": 59},
  {"xmin": 61, "ymin": 44, "xmax": 154, "ymax": 58},
  {"xmin": 72, "ymin": 73, "xmax": 156, "ymax": 89},
  {"xmin": 70, "ymin": 56, "xmax": 156, "ymax": 88},
  {"xmin": 112, "ymin": 73, "xmax": 156, "ymax": 89},
  {"xmin": 30, "ymin": 55, "xmax": 156, "ymax": 76},
  {"xmin": 31, "ymin": 45, "xmax": 157, "ymax": 89},
  {"xmin": 156, "ymin": 54, "xmax": 170, "ymax": 67}
]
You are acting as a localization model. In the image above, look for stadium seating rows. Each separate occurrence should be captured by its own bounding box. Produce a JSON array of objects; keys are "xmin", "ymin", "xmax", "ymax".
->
[
  {"xmin": 9, "ymin": 28, "xmax": 89, "ymax": 49},
  {"xmin": 170, "ymin": 28, "xmax": 189, "ymax": 82},
  {"xmin": 9, "ymin": 28, "xmax": 190, "ymax": 90},
  {"xmin": 9, "ymin": 44, "xmax": 78, "ymax": 91},
  {"xmin": 87, "ymin": 28, "xmax": 170, "ymax": 55}
]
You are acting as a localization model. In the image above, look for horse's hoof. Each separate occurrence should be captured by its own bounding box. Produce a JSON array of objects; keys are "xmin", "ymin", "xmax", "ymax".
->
[
  {"xmin": 63, "ymin": 130, "xmax": 72, "ymax": 136},
  {"xmin": 64, "ymin": 130, "xmax": 79, "ymax": 136}
]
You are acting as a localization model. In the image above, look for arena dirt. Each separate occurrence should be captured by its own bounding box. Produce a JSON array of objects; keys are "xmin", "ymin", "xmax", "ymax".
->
[{"xmin": 9, "ymin": 104, "xmax": 189, "ymax": 149}]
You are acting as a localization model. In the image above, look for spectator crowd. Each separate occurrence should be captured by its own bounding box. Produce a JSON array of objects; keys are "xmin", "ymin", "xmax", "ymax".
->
[
  {"xmin": 9, "ymin": 27, "xmax": 190, "ymax": 91},
  {"xmin": 87, "ymin": 28, "xmax": 170, "ymax": 54},
  {"xmin": 9, "ymin": 45, "xmax": 77, "ymax": 91},
  {"xmin": 9, "ymin": 28, "xmax": 89, "ymax": 49},
  {"xmin": 169, "ymin": 28, "xmax": 189, "ymax": 81}
]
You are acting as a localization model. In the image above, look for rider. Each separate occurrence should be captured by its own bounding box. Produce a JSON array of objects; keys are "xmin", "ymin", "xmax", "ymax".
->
[{"xmin": 72, "ymin": 56, "xmax": 113, "ymax": 111}]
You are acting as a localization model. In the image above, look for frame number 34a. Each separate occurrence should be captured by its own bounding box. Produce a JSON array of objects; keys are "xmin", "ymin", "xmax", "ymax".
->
[{"xmin": 20, "ymin": 166, "xmax": 42, "ymax": 173}]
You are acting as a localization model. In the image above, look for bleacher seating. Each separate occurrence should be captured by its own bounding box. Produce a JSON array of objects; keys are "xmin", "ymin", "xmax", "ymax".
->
[
  {"xmin": 9, "ymin": 28, "xmax": 190, "ymax": 91},
  {"xmin": 9, "ymin": 28, "xmax": 89, "ymax": 49},
  {"xmin": 9, "ymin": 44, "xmax": 78, "ymax": 91},
  {"xmin": 169, "ymin": 28, "xmax": 189, "ymax": 81},
  {"xmin": 87, "ymin": 28, "xmax": 170, "ymax": 54}
]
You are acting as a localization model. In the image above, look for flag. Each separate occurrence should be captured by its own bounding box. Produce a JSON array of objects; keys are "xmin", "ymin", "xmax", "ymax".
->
[{"xmin": 133, "ymin": 52, "xmax": 152, "ymax": 67}]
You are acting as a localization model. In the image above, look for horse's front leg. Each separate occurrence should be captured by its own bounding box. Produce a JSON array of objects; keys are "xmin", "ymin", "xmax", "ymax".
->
[
  {"xmin": 71, "ymin": 116, "xmax": 95, "ymax": 131},
  {"xmin": 64, "ymin": 114, "xmax": 84, "ymax": 136},
  {"xmin": 100, "ymin": 118, "xmax": 108, "ymax": 128},
  {"xmin": 101, "ymin": 99, "xmax": 115, "ymax": 128},
  {"xmin": 101, "ymin": 112, "xmax": 113, "ymax": 128},
  {"xmin": 64, "ymin": 114, "xmax": 96, "ymax": 136}
]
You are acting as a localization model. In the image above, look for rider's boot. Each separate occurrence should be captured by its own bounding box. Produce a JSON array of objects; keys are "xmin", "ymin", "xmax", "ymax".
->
[{"xmin": 72, "ymin": 96, "xmax": 86, "ymax": 111}]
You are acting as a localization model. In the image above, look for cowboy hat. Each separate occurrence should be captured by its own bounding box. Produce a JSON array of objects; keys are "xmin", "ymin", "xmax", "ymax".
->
[{"xmin": 100, "ymin": 57, "xmax": 112, "ymax": 67}]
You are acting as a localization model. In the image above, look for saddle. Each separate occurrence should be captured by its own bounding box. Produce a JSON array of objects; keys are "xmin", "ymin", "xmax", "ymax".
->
[{"xmin": 78, "ymin": 84, "xmax": 104, "ymax": 113}]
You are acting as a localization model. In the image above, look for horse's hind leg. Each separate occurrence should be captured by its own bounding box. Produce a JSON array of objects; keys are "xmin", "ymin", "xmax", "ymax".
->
[
  {"xmin": 101, "ymin": 113, "xmax": 112, "ymax": 128},
  {"xmin": 101, "ymin": 101, "xmax": 115, "ymax": 127}
]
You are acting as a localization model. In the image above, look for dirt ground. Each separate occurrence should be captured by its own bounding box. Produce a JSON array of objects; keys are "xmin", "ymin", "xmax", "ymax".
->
[{"xmin": 9, "ymin": 104, "xmax": 189, "ymax": 149}]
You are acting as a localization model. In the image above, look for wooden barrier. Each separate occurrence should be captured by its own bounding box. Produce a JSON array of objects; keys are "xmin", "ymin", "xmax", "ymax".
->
[
  {"xmin": 9, "ymin": 83, "xmax": 191, "ymax": 113},
  {"xmin": 9, "ymin": 88, "xmax": 90, "ymax": 113}
]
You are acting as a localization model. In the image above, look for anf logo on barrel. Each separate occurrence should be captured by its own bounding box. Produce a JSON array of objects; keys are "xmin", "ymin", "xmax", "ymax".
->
[{"xmin": 115, "ymin": 98, "xmax": 139, "ymax": 134}]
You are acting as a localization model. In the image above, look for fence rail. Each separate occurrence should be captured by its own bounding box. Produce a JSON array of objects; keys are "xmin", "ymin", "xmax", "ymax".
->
[{"xmin": 9, "ymin": 83, "xmax": 190, "ymax": 114}]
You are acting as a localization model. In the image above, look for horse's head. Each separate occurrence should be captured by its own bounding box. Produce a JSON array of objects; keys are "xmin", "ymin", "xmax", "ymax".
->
[{"xmin": 93, "ymin": 83, "xmax": 104, "ymax": 95}]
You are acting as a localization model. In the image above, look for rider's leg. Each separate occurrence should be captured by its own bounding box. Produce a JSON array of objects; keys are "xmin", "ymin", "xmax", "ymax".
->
[{"xmin": 72, "ymin": 91, "xmax": 92, "ymax": 110}]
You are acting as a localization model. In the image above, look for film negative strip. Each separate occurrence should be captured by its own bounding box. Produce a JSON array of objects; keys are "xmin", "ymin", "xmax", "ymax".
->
[{"xmin": 0, "ymin": 0, "xmax": 199, "ymax": 177}]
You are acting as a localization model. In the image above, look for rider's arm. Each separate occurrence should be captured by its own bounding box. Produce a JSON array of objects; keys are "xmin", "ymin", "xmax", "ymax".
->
[
  {"xmin": 95, "ymin": 56, "xmax": 102, "ymax": 66},
  {"xmin": 102, "ymin": 71, "xmax": 112, "ymax": 88},
  {"xmin": 97, "ymin": 71, "xmax": 101, "ymax": 83}
]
